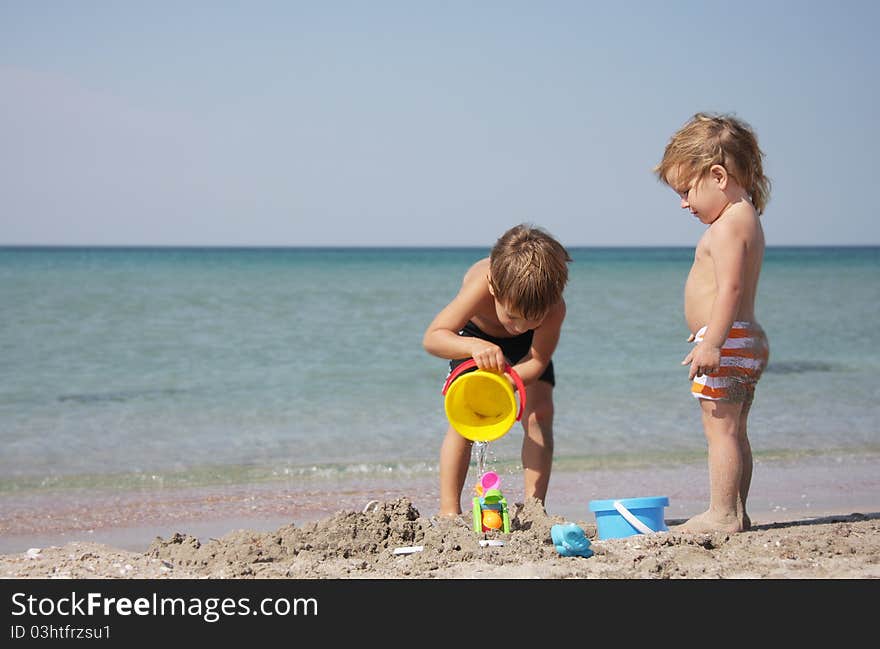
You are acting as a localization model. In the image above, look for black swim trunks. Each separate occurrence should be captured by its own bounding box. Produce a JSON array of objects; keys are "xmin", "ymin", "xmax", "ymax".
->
[{"xmin": 447, "ymin": 320, "xmax": 555, "ymax": 386}]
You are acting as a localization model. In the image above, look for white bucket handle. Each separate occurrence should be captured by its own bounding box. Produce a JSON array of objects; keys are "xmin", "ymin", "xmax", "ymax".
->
[{"xmin": 613, "ymin": 500, "xmax": 657, "ymax": 535}]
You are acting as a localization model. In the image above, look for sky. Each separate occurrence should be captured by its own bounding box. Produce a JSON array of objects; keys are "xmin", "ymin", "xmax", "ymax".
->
[{"xmin": 2, "ymin": 1, "xmax": 878, "ymax": 247}]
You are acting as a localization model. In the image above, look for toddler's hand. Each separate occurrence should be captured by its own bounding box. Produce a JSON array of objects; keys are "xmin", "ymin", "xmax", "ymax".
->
[
  {"xmin": 682, "ymin": 342, "xmax": 721, "ymax": 380},
  {"xmin": 470, "ymin": 341, "xmax": 506, "ymax": 373}
]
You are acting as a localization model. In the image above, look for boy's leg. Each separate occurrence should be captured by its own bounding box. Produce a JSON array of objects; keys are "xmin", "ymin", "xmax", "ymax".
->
[
  {"xmin": 439, "ymin": 424, "xmax": 472, "ymax": 516},
  {"xmin": 676, "ymin": 398, "xmax": 748, "ymax": 533},
  {"xmin": 521, "ymin": 380, "xmax": 554, "ymax": 505}
]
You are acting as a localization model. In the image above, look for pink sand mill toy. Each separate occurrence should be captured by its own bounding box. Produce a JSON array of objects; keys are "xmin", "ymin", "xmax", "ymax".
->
[{"xmin": 472, "ymin": 471, "xmax": 510, "ymax": 534}]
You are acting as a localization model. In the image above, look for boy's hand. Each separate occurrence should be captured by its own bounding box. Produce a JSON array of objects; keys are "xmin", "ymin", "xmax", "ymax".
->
[
  {"xmin": 682, "ymin": 341, "xmax": 721, "ymax": 380},
  {"xmin": 470, "ymin": 341, "xmax": 506, "ymax": 373}
]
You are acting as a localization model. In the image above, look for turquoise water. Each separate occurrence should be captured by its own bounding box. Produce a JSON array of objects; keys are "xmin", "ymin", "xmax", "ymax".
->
[{"xmin": 1, "ymin": 246, "xmax": 878, "ymax": 494}]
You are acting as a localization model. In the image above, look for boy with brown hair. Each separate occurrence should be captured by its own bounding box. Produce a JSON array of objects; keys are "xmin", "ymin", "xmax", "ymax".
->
[{"xmin": 423, "ymin": 224, "xmax": 572, "ymax": 517}]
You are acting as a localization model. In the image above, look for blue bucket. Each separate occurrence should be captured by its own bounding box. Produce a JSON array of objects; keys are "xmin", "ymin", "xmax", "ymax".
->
[{"xmin": 588, "ymin": 496, "xmax": 669, "ymax": 540}]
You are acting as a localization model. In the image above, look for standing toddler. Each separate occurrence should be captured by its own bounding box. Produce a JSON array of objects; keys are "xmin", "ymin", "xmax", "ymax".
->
[{"xmin": 655, "ymin": 112, "xmax": 771, "ymax": 533}]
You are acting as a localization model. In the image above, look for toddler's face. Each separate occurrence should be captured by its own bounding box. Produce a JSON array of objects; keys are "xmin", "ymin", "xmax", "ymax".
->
[{"xmin": 667, "ymin": 166, "xmax": 729, "ymax": 225}]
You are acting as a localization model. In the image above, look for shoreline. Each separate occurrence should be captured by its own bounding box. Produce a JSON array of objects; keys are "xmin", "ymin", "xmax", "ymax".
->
[{"xmin": 2, "ymin": 453, "xmax": 877, "ymax": 556}]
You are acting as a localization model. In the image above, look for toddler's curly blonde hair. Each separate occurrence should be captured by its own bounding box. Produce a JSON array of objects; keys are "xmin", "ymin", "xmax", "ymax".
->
[{"xmin": 655, "ymin": 112, "xmax": 771, "ymax": 215}]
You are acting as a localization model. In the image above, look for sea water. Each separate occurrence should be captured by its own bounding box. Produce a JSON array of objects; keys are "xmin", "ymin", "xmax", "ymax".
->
[{"xmin": 1, "ymin": 246, "xmax": 878, "ymax": 502}]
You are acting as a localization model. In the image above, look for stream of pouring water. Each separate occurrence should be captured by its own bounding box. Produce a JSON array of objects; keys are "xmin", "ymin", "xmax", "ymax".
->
[{"xmin": 473, "ymin": 442, "xmax": 488, "ymax": 478}]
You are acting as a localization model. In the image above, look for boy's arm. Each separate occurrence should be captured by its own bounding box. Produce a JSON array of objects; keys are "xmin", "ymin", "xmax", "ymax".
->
[
  {"xmin": 422, "ymin": 270, "xmax": 507, "ymax": 371},
  {"xmin": 683, "ymin": 217, "xmax": 747, "ymax": 380},
  {"xmin": 510, "ymin": 299, "xmax": 566, "ymax": 385}
]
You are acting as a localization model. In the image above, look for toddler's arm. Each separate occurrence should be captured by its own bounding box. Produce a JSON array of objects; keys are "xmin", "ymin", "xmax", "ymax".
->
[{"xmin": 682, "ymin": 216, "xmax": 749, "ymax": 379}]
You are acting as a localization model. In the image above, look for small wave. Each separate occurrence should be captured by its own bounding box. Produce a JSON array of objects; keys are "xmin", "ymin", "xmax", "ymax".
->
[
  {"xmin": 4, "ymin": 447, "xmax": 880, "ymax": 495},
  {"xmin": 58, "ymin": 388, "xmax": 184, "ymax": 404},
  {"xmin": 0, "ymin": 460, "xmax": 444, "ymax": 494},
  {"xmin": 765, "ymin": 361, "xmax": 836, "ymax": 375}
]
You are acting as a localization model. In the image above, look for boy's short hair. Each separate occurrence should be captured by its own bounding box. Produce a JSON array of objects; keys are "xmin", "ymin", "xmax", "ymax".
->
[
  {"xmin": 654, "ymin": 112, "xmax": 771, "ymax": 215},
  {"xmin": 489, "ymin": 224, "xmax": 572, "ymax": 321}
]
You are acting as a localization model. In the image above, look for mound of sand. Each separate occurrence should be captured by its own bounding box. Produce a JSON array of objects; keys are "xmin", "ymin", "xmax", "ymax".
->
[{"xmin": 3, "ymin": 498, "xmax": 878, "ymax": 579}]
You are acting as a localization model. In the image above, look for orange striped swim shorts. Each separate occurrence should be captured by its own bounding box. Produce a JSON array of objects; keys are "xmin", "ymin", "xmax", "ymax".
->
[{"xmin": 691, "ymin": 322, "xmax": 769, "ymax": 404}]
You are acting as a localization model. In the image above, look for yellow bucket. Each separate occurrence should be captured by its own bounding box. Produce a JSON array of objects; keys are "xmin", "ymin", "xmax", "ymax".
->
[{"xmin": 441, "ymin": 359, "xmax": 526, "ymax": 442}]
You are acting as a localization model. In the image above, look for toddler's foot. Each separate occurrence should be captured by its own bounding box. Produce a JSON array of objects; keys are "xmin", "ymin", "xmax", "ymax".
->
[{"xmin": 673, "ymin": 510, "xmax": 747, "ymax": 534}]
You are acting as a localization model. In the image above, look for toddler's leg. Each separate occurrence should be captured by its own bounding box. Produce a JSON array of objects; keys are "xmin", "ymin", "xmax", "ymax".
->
[
  {"xmin": 521, "ymin": 381, "xmax": 555, "ymax": 506},
  {"xmin": 675, "ymin": 398, "xmax": 749, "ymax": 533},
  {"xmin": 738, "ymin": 401, "xmax": 754, "ymax": 530},
  {"xmin": 439, "ymin": 425, "xmax": 472, "ymax": 516}
]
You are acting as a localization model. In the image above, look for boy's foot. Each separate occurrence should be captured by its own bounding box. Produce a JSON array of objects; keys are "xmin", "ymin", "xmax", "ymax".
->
[
  {"xmin": 429, "ymin": 512, "xmax": 470, "ymax": 529},
  {"xmin": 673, "ymin": 510, "xmax": 747, "ymax": 534}
]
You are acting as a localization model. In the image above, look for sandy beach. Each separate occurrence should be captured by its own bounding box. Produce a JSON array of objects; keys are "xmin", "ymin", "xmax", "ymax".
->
[
  {"xmin": 1, "ymin": 497, "xmax": 878, "ymax": 579},
  {"xmin": 2, "ymin": 455, "xmax": 878, "ymax": 579}
]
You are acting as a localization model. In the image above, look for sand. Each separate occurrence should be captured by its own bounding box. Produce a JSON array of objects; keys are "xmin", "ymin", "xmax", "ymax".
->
[
  {"xmin": 2, "ymin": 497, "xmax": 878, "ymax": 579},
  {"xmin": 2, "ymin": 455, "xmax": 878, "ymax": 579}
]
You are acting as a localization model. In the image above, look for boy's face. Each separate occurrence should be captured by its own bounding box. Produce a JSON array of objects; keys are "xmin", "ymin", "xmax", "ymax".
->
[
  {"xmin": 667, "ymin": 165, "xmax": 730, "ymax": 225},
  {"xmin": 487, "ymin": 273, "xmax": 548, "ymax": 334},
  {"xmin": 494, "ymin": 300, "xmax": 545, "ymax": 335},
  {"xmin": 488, "ymin": 285, "xmax": 545, "ymax": 335}
]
